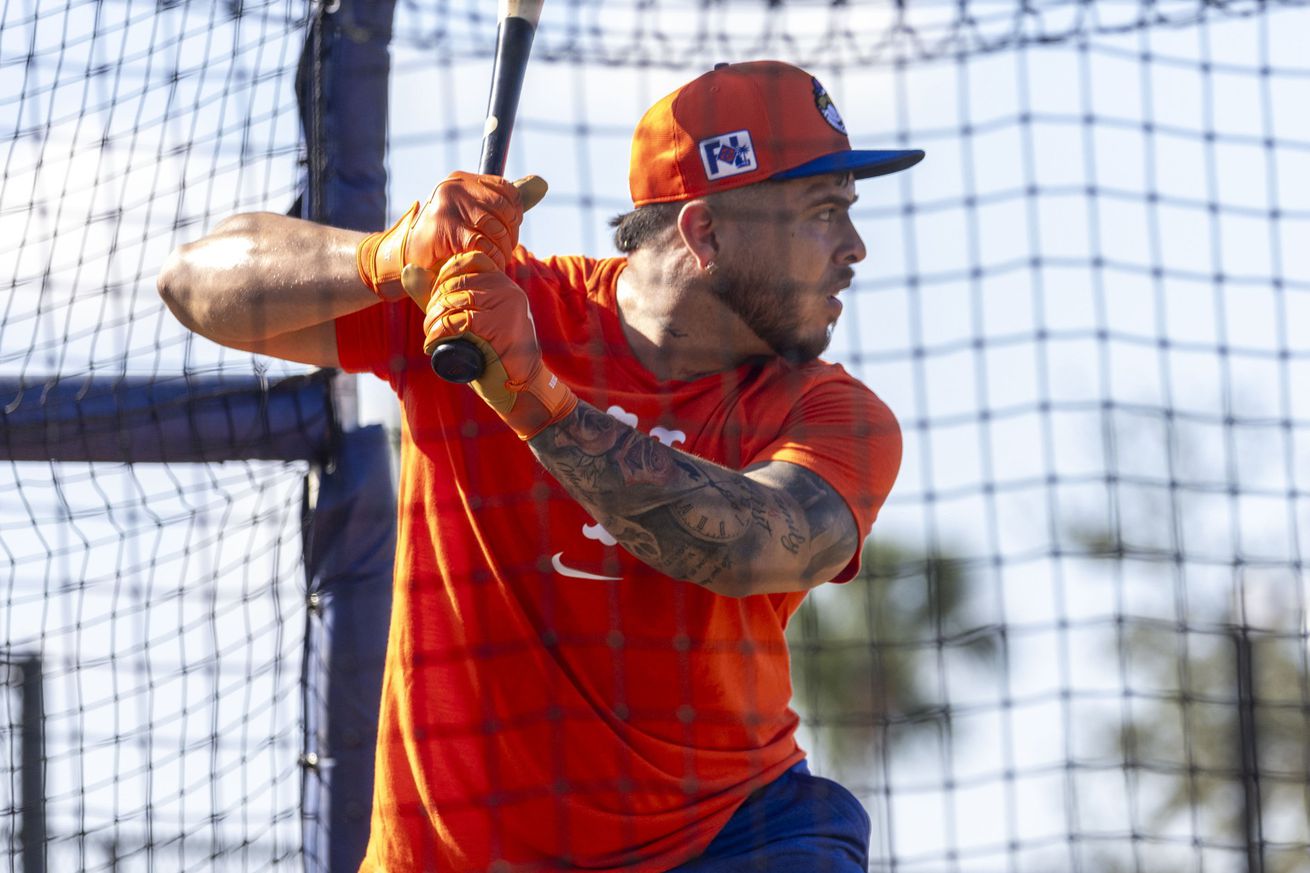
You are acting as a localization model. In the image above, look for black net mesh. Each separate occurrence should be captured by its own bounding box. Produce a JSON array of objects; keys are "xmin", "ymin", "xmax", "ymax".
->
[
  {"xmin": 2, "ymin": 1, "xmax": 311, "ymax": 870},
  {"xmin": 382, "ymin": 2, "xmax": 1309, "ymax": 870},
  {"xmin": 3, "ymin": 0, "xmax": 1308, "ymax": 870}
]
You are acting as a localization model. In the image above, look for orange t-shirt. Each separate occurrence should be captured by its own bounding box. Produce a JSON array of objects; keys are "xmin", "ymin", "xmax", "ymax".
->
[{"xmin": 335, "ymin": 250, "xmax": 901, "ymax": 872}]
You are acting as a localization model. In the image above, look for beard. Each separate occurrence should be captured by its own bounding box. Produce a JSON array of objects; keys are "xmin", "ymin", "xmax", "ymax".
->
[{"xmin": 707, "ymin": 260, "xmax": 835, "ymax": 364}]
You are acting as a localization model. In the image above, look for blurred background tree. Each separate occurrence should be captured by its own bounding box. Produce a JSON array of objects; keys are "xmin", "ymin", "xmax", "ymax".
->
[
  {"xmin": 1068, "ymin": 409, "xmax": 1310, "ymax": 873},
  {"xmin": 788, "ymin": 539, "xmax": 1001, "ymax": 778}
]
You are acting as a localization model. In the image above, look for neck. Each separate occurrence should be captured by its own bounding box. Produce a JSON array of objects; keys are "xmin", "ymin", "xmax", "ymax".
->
[{"xmin": 616, "ymin": 250, "xmax": 770, "ymax": 382}]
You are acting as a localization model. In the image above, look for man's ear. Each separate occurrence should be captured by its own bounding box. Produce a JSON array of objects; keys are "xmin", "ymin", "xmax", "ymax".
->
[{"xmin": 675, "ymin": 200, "xmax": 718, "ymax": 271}]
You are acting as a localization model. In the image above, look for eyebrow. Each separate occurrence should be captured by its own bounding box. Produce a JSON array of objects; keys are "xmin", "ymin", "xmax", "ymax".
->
[
  {"xmin": 806, "ymin": 192, "xmax": 859, "ymax": 208},
  {"xmin": 800, "ymin": 173, "xmax": 857, "ymax": 198}
]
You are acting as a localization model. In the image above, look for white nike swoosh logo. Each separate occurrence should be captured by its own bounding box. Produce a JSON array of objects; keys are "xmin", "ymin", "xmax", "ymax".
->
[{"xmin": 551, "ymin": 552, "xmax": 622, "ymax": 581}]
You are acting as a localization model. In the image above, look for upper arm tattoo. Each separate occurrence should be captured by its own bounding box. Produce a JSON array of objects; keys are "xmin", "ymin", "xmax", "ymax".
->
[
  {"xmin": 528, "ymin": 402, "xmax": 860, "ymax": 591},
  {"xmin": 745, "ymin": 461, "xmax": 860, "ymax": 582}
]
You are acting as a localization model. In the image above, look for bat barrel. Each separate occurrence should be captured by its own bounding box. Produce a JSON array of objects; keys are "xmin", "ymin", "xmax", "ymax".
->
[{"xmin": 479, "ymin": 14, "xmax": 539, "ymax": 176}]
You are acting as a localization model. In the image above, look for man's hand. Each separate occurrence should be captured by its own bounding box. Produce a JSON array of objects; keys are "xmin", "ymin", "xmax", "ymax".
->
[
  {"xmin": 405, "ymin": 251, "xmax": 577, "ymax": 440},
  {"xmin": 356, "ymin": 171, "xmax": 531, "ymax": 302}
]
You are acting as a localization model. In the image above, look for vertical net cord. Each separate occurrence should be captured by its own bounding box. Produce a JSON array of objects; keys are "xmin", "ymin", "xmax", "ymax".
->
[
  {"xmin": 299, "ymin": 2, "xmax": 328, "ymax": 867},
  {"xmin": 1259, "ymin": 5, "xmax": 1310, "ymax": 863},
  {"xmin": 884, "ymin": 16, "xmax": 914, "ymax": 871}
]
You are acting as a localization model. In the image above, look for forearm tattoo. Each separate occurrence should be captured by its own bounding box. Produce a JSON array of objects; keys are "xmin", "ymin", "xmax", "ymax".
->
[{"xmin": 528, "ymin": 402, "xmax": 857, "ymax": 591}]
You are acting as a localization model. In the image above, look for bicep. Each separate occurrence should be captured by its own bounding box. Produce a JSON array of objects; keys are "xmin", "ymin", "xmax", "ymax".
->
[
  {"xmin": 216, "ymin": 320, "xmax": 341, "ymax": 368},
  {"xmin": 745, "ymin": 460, "xmax": 860, "ymax": 585}
]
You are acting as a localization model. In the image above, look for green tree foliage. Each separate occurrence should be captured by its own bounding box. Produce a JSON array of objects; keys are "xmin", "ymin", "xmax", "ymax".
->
[
  {"xmin": 1082, "ymin": 599, "xmax": 1310, "ymax": 873},
  {"xmin": 787, "ymin": 539, "xmax": 999, "ymax": 777},
  {"xmin": 1067, "ymin": 411, "xmax": 1310, "ymax": 872}
]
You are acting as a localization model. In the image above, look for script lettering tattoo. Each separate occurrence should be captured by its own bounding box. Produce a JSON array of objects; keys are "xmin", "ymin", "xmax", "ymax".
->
[
  {"xmin": 529, "ymin": 401, "xmax": 860, "ymax": 593},
  {"xmin": 754, "ymin": 463, "xmax": 859, "ymax": 582},
  {"xmin": 772, "ymin": 490, "xmax": 807, "ymax": 555},
  {"xmin": 742, "ymin": 490, "xmax": 773, "ymax": 535}
]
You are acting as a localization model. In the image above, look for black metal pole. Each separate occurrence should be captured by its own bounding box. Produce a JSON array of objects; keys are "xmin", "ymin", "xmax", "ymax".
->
[
  {"xmin": 19, "ymin": 656, "xmax": 46, "ymax": 873},
  {"xmin": 1234, "ymin": 626, "xmax": 1264, "ymax": 873},
  {"xmin": 308, "ymin": 0, "xmax": 327, "ymax": 224}
]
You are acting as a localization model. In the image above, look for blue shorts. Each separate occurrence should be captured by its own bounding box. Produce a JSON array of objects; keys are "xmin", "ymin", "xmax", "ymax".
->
[{"xmin": 672, "ymin": 760, "xmax": 872, "ymax": 872}]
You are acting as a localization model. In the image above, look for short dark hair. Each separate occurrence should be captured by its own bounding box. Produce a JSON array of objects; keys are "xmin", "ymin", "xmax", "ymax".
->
[
  {"xmin": 608, "ymin": 202, "xmax": 681, "ymax": 254},
  {"xmin": 608, "ymin": 178, "xmax": 800, "ymax": 254}
]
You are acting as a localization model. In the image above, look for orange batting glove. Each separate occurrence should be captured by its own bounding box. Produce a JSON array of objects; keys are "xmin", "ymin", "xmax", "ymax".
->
[
  {"xmin": 405, "ymin": 251, "xmax": 577, "ymax": 440},
  {"xmin": 355, "ymin": 171, "xmax": 527, "ymax": 302}
]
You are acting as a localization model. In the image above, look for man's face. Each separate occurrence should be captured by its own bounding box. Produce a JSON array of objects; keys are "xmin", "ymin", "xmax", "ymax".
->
[{"xmin": 708, "ymin": 174, "xmax": 866, "ymax": 363}]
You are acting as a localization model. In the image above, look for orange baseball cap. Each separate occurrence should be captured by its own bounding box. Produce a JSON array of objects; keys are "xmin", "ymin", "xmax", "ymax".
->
[{"xmin": 629, "ymin": 60, "xmax": 924, "ymax": 207}]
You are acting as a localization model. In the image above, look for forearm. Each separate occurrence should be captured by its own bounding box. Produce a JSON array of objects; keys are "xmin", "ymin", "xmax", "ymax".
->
[
  {"xmin": 157, "ymin": 212, "xmax": 377, "ymax": 343},
  {"xmin": 528, "ymin": 401, "xmax": 845, "ymax": 597}
]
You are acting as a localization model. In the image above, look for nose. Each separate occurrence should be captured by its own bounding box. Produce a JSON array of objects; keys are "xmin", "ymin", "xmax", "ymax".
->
[{"xmin": 839, "ymin": 215, "xmax": 867, "ymax": 265}]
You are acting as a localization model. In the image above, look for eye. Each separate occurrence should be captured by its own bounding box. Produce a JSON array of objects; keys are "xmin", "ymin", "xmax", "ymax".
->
[{"xmin": 816, "ymin": 208, "xmax": 835, "ymax": 222}]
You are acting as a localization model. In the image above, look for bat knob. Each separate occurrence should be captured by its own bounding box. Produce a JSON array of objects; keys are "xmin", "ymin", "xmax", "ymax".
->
[{"xmin": 431, "ymin": 340, "xmax": 484, "ymax": 383}]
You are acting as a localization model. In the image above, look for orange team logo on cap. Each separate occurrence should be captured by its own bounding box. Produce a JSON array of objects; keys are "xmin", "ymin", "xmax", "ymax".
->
[{"xmin": 811, "ymin": 77, "xmax": 847, "ymax": 135}]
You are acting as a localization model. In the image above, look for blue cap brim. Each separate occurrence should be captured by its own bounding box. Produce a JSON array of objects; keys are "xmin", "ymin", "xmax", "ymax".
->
[{"xmin": 772, "ymin": 149, "xmax": 925, "ymax": 181}]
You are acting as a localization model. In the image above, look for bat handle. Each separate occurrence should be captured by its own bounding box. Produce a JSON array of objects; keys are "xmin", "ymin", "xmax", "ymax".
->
[
  {"xmin": 431, "ymin": 4, "xmax": 541, "ymax": 382},
  {"xmin": 425, "ymin": 177, "xmax": 547, "ymax": 383}
]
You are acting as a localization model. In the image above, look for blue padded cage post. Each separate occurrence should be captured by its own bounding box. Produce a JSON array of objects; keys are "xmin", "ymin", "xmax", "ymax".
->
[
  {"xmin": 295, "ymin": 0, "xmax": 399, "ymax": 870},
  {"xmin": 301, "ymin": 425, "xmax": 396, "ymax": 873}
]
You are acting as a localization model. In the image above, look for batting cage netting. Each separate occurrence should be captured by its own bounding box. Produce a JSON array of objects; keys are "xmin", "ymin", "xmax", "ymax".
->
[{"xmin": 3, "ymin": 0, "xmax": 1308, "ymax": 871}]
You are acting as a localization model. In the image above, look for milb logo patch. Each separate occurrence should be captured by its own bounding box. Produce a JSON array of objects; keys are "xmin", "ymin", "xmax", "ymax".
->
[{"xmin": 698, "ymin": 130, "xmax": 757, "ymax": 181}]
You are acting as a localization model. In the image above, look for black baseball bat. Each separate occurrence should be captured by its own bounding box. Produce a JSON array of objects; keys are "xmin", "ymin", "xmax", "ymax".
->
[{"xmin": 430, "ymin": 0, "xmax": 545, "ymax": 383}]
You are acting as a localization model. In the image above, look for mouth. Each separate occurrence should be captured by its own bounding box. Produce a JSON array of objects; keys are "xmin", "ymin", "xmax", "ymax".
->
[
  {"xmin": 824, "ymin": 274, "xmax": 852, "ymax": 319},
  {"xmin": 830, "ymin": 271, "xmax": 854, "ymax": 296}
]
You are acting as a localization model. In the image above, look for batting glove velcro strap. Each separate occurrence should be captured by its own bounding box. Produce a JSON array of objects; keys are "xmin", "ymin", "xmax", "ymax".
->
[
  {"xmin": 356, "ymin": 201, "xmax": 420, "ymax": 302},
  {"xmin": 406, "ymin": 252, "xmax": 579, "ymax": 440}
]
